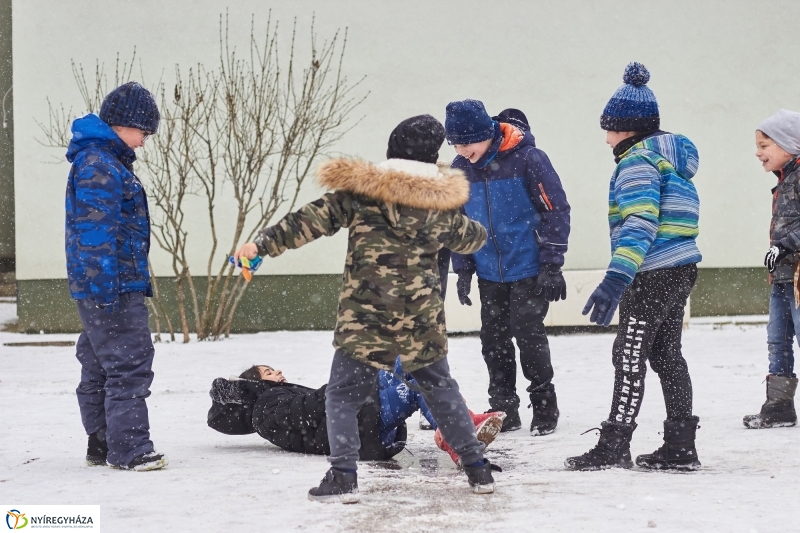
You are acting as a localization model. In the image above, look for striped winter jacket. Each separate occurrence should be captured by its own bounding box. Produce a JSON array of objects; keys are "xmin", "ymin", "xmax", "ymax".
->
[{"xmin": 606, "ymin": 132, "xmax": 701, "ymax": 284}]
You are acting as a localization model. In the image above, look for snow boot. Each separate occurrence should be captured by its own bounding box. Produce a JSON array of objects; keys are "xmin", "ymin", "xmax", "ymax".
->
[
  {"xmin": 113, "ymin": 452, "xmax": 169, "ymax": 471},
  {"xmin": 307, "ymin": 468, "xmax": 359, "ymax": 504},
  {"xmin": 489, "ymin": 408, "xmax": 521, "ymax": 432},
  {"xmin": 564, "ymin": 421, "xmax": 636, "ymax": 471},
  {"xmin": 743, "ymin": 374, "xmax": 798, "ymax": 429},
  {"xmin": 636, "ymin": 416, "xmax": 701, "ymax": 471},
  {"xmin": 529, "ymin": 382, "xmax": 559, "ymax": 436},
  {"xmin": 85, "ymin": 430, "xmax": 108, "ymax": 467},
  {"xmin": 435, "ymin": 411, "xmax": 506, "ymax": 465},
  {"xmin": 419, "ymin": 413, "xmax": 434, "ymax": 430},
  {"xmin": 463, "ymin": 459, "xmax": 496, "ymax": 494}
]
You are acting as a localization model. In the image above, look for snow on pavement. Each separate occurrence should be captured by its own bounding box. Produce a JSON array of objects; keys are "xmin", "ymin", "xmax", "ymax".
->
[{"xmin": 1, "ymin": 308, "xmax": 797, "ymax": 532}]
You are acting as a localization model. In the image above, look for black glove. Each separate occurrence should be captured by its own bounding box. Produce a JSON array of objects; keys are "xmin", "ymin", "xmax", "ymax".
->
[
  {"xmin": 456, "ymin": 271, "xmax": 473, "ymax": 306},
  {"xmin": 765, "ymin": 244, "xmax": 792, "ymax": 273},
  {"xmin": 534, "ymin": 264, "xmax": 567, "ymax": 302},
  {"xmin": 210, "ymin": 378, "xmax": 248, "ymax": 405}
]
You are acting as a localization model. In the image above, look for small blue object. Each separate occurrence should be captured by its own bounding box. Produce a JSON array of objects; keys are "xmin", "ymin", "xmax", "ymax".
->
[{"xmin": 229, "ymin": 255, "xmax": 263, "ymax": 272}]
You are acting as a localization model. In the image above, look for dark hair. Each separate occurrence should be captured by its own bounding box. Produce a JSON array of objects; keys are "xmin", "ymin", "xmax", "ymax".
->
[
  {"xmin": 757, "ymin": 129, "xmax": 772, "ymax": 140},
  {"xmin": 239, "ymin": 365, "xmax": 264, "ymax": 381}
]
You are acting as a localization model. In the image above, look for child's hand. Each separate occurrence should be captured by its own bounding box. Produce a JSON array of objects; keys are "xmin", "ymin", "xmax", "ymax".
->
[{"xmin": 233, "ymin": 243, "xmax": 259, "ymax": 265}]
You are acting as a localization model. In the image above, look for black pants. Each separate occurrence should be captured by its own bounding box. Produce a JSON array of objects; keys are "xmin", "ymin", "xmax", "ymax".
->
[
  {"xmin": 478, "ymin": 276, "xmax": 552, "ymax": 411},
  {"xmin": 609, "ymin": 263, "xmax": 697, "ymax": 425}
]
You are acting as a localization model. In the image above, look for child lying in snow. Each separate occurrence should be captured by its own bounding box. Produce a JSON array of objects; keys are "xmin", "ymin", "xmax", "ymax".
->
[{"xmin": 207, "ymin": 360, "xmax": 505, "ymax": 465}]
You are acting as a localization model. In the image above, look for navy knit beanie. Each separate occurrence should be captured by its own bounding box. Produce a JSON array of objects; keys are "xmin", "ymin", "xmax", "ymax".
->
[
  {"xmin": 445, "ymin": 99, "xmax": 496, "ymax": 145},
  {"xmin": 387, "ymin": 114, "xmax": 445, "ymax": 164},
  {"xmin": 99, "ymin": 81, "xmax": 160, "ymax": 133},
  {"xmin": 600, "ymin": 62, "xmax": 659, "ymax": 132}
]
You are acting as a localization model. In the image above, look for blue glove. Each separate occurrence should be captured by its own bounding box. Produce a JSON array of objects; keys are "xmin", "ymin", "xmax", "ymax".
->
[
  {"xmin": 582, "ymin": 274, "xmax": 629, "ymax": 327},
  {"xmin": 456, "ymin": 270, "xmax": 473, "ymax": 306}
]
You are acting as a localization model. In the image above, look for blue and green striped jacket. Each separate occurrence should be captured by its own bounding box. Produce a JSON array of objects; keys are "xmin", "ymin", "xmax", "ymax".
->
[{"xmin": 607, "ymin": 133, "xmax": 701, "ymax": 284}]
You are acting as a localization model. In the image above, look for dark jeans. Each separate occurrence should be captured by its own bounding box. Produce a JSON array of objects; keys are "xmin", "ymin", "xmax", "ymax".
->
[
  {"xmin": 608, "ymin": 264, "xmax": 697, "ymax": 425},
  {"xmin": 325, "ymin": 350, "xmax": 484, "ymax": 471},
  {"xmin": 478, "ymin": 276, "xmax": 552, "ymax": 411},
  {"xmin": 75, "ymin": 292, "xmax": 155, "ymax": 466},
  {"xmin": 767, "ymin": 282, "xmax": 799, "ymax": 376}
]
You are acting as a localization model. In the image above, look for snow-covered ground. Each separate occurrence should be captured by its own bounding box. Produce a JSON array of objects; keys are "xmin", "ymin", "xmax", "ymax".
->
[{"xmin": 1, "ymin": 299, "xmax": 796, "ymax": 532}]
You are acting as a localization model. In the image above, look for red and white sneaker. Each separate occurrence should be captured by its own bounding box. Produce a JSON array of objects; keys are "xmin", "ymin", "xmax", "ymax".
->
[{"xmin": 434, "ymin": 411, "xmax": 507, "ymax": 465}]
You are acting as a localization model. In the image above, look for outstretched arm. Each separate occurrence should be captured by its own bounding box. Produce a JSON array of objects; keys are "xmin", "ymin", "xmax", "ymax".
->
[{"xmin": 234, "ymin": 191, "xmax": 355, "ymax": 262}]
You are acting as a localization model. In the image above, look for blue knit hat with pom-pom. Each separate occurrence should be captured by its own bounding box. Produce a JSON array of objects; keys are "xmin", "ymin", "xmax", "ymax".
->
[{"xmin": 600, "ymin": 62, "xmax": 659, "ymax": 132}]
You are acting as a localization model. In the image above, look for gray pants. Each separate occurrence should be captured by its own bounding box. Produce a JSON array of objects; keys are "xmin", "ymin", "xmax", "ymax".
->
[{"xmin": 325, "ymin": 350, "xmax": 484, "ymax": 471}]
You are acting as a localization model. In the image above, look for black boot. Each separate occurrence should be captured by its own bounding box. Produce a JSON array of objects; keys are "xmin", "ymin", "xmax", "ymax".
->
[
  {"xmin": 307, "ymin": 468, "xmax": 359, "ymax": 504},
  {"xmin": 498, "ymin": 409, "xmax": 521, "ymax": 432},
  {"xmin": 743, "ymin": 374, "xmax": 798, "ymax": 429},
  {"xmin": 528, "ymin": 382, "xmax": 559, "ymax": 436},
  {"xmin": 86, "ymin": 430, "xmax": 108, "ymax": 466},
  {"xmin": 463, "ymin": 459, "xmax": 495, "ymax": 494},
  {"xmin": 564, "ymin": 421, "xmax": 636, "ymax": 471},
  {"xmin": 636, "ymin": 416, "xmax": 701, "ymax": 471}
]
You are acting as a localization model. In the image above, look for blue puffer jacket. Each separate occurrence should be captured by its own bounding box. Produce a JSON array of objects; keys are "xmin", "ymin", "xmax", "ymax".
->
[
  {"xmin": 65, "ymin": 114, "xmax": 152, "ymax": 308},
  {"xmin": 451, "ymin": 123, "xmax": 570, "ymax": 283}
]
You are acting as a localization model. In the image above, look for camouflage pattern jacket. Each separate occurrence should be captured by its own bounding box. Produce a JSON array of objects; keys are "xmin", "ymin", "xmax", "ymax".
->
[
  {"xmin": 65, "ymin": 114, "xmax": 152, "ymax": 308},
  {"xmin": 255, "ymin": 158, "xmax": 488, "ymax": 371}
]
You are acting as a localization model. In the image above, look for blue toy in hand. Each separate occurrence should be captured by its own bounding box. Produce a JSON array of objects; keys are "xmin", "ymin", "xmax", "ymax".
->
[{"xmin": 229, "ymin": 255, "xmax": 263, "ymax": 282}]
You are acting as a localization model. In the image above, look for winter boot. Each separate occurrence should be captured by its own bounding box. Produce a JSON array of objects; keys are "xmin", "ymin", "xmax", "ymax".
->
[
  {"xmin": 463, "ymin": 459, "xmax": 496, "ymax": 494},
  {"xmin": 114, "ymin": 452, "xmax": 169, "ymax": 471},
  {"xmin": 307, "ymin": 468, "xmax": 359, "ymax": 504},
  {"xmin": 85, "ymin": 430, "xmax": 108, "ymax": 467},
  {"xmin": 419, "ymin": 413, "xmax": 434, "ymax": 430},
  {"xmin": 529, "ymin": 382, "xmax": 559, "ymax": 436},
  {"xmin": 564, "ymin": 421, "xmax": 636, "ymax": 471},
  {"xmin": 636, "ymin": 416, "xmax": 701, "ymax": 471},
  {"xmin": 743, "ymin": 374, "xmax": 798, "ymax": 429},
  {"xmin": 489, "ymin": 408, "xmax": 521, "ymax": 432},
  {"xmin": 435, "ymin": 411, "xmax": 506, "ymax": 465}
]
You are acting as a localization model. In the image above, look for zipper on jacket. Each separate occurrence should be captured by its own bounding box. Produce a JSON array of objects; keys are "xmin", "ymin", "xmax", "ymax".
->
[{"xmin": 484, "ymin": 178, "xmax": 504, "ymax": 283}]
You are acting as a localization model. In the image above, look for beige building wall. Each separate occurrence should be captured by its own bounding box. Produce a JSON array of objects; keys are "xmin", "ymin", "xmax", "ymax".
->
[{"xmin": 12, "ymin": 0, "xmax": 799, "ymax": 327}]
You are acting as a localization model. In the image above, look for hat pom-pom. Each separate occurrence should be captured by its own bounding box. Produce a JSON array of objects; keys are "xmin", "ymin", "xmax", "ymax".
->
[{"xmin": 622, "ymin": 62, "xmax": 650, "ymax": 87}]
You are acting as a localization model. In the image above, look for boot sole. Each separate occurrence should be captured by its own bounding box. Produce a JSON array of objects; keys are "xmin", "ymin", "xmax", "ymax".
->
[
  {"xmin": 307, "ymin": 491, "xmax": 360, "ymax": 504},
  {"xmin": 636, "ymin": 460, "xmax": 701, "ymax": 471},
  {"xmin": 109, "ymin": 456, "xmax": 169, "ymax": 472},
  {"xmin": 530, "ymin": 427, "xmax": 556, "ymax": 436},
  {"xmin": 499, "ymin": 424, "xmax": 522, "ymax": 433},
  {"xmin": 471, "ymin": 482, "xmax": 495, "ymax": 494},
  {"xmin": 86, "ymin": 457, "xmax": 107, "ymax": 467},
  {"xmin": 476, "ymin": 417, "xmax": 504, "ymax": 447},
  {"xmin": 743, "ymin": 420, "xmax": 797, "ymax": 429},
  {"xmin": 564, "ymin": 459, "xmax": 633, "ymax": 472}
]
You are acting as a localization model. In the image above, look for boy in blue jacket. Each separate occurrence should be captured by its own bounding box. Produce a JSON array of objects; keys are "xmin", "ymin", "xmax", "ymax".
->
[
  {"xmin": 65, "ymin": 82, "xmax": 167, "ymax": 471},
  {"xmin": 447, "ymin": 100, "xmax": 571, "ymax": 435}
]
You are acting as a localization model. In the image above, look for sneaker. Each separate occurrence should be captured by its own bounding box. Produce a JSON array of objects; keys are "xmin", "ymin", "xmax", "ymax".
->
[
  {"xmin": 113, "ymin": 452, "xmax": 169, "ymax": 472},
  {"xmin": 307, "ymin": 468, "xmax": 359, "ymax": 504},
  {"xmin": 564, "ymin": 421, "xmax": 635, "ymax": 471},
  {"xmin": 636, "ymin": 417, "xmax": 701, "ymax": 471},
  {"xmin": 463, "ymin": 459, "xmax": 496, "ymax": 494},
  {"xmin": 419, "ymin": 414, "xmax": 434, "ymax": 430}
]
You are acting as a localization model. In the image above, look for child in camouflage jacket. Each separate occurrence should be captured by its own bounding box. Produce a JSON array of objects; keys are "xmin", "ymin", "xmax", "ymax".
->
[{"xmin": 234, "ymin": 115, "xmax": 495, "ymax": 502}]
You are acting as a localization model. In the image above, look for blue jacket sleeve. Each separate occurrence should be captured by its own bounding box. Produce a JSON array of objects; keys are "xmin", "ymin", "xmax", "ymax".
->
[
  {"xmin": 73, "ymin": 158, "xmax": 123, "ymax": 306},
  {"xmin": 525, "ymin": 148, "xmax": 570, "ymax": 267}
]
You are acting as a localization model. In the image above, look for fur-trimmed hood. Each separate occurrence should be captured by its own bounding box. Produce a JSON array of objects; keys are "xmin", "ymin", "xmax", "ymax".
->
[{"xmin": 316, "ymin": 158, "xmax": 469, "ymax": 211}]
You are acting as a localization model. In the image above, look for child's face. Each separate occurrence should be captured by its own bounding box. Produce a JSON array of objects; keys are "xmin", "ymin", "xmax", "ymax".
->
[
  {"xmin": 605, "ymin": 131, "xmax": 636, "ymax": 149},
  {"xmin": 755, "ymin": 130, "xmax": 793, "ymax": 172},
  {"xmin": 258, "ymin": 366, "xmax": 286, "ymax": 383},
  {"xmin": 453, "ymin": 138, "xmax": 493, "ymax": 163},
  {"xmin": 111, "ymin": 126, "xmax": 152, "ymax": 150}
]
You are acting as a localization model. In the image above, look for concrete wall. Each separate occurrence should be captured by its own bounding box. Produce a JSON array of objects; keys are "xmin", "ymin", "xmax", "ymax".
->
[
  {"xmin": 12, "ymin": 0, "xmax": 797, "ymax": 330},
  {"xmin": 0, "ymin": 0, "xmax": 13, "ymax": 269}
]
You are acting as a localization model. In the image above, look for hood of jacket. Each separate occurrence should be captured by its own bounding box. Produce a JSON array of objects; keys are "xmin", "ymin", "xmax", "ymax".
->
[
  {"xmin": 316, "ymin": 157, "xmax": 470, "ymax": 229},
  {"xmin": 624, "ymin": 133, "xmax": 699, "ymax": 181},
  {"xmin": 467, "ymin": 123, "xmax": 536, "ymax": 170},
  {"xmin": 66, "ymin": 113, "xmax": 136, "ymax": 166}
]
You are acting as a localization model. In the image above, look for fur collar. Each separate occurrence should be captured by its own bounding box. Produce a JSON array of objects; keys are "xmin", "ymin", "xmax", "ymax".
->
[{"xmin": 316, "ymin": 158, "xmax": 469, "ymax": 211}]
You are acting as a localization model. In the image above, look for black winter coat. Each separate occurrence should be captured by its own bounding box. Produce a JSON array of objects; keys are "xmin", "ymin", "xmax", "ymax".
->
[{"xmin": 207, "ymin": 379, "xmax": 406, "ymax": 460}]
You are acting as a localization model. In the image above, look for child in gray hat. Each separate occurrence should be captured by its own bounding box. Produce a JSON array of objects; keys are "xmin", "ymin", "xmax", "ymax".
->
[{"xmin": 745, "ymin": 109, "xmax": 800, "ymax": 429}]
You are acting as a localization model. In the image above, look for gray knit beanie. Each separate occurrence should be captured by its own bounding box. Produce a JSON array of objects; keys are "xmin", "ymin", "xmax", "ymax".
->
[{"xmin": 758, "ymin": 109, "xmax": 800, "ymax": 156}]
